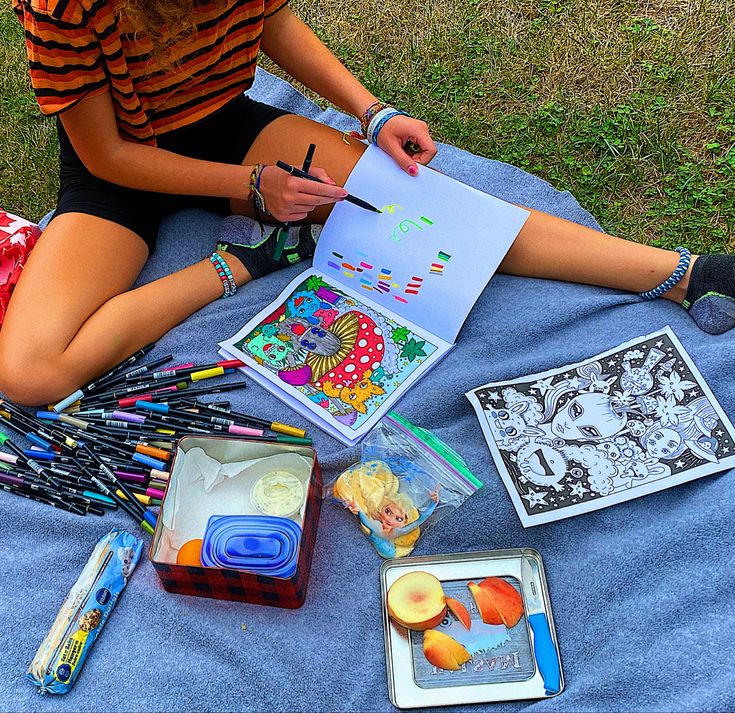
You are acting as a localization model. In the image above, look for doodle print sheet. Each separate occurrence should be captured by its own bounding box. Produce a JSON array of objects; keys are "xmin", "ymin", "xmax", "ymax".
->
[
  {"xmin": 220, "ymin": 270, "xmax": 451, "ymax": 443},
  {"xmin": 466, "ymin": 327, "xmax": 735, "ymax": 527}
]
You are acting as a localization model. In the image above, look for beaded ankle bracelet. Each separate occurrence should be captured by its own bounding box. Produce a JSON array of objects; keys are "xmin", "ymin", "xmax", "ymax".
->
[{"xmin": 209, "ymin": 252, "xmax": 237, "ymax": 298}]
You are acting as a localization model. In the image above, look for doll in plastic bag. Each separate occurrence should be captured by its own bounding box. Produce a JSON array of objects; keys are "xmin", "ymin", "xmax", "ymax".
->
[{"xmin": 328, "ymin": 413, "xmax": 481, "ymax": 558}]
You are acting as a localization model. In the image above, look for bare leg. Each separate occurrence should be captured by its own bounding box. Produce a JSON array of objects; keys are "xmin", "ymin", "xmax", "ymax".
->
[
  {"xmin": 234, "ymin": 115, "xmax": 693, "ymax": 302},
  {"xmin": 499, "ymin": 208, "xmax": 695, "ymax": 303},
  {"xmin": 0, "ymin": 213, "xmax": 241, "ymax": 404},
  {"xmin": 0, "ymin": 118, "xmax": 364, "ymax": 405},
  {"xmin": 0, "ymin": 116, "xmax": 701, "ymax": 405}
]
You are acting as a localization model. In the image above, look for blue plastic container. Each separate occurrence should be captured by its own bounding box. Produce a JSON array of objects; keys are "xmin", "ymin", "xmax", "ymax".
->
[{"xmin": 200, "ymin": 515, "xmax": 301, "ymax": 578}]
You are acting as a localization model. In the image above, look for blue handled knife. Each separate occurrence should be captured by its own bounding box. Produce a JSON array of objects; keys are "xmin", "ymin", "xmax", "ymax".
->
[{"xmin": 522, "ymin": 556, "xmax": 562, "ymax": 695}]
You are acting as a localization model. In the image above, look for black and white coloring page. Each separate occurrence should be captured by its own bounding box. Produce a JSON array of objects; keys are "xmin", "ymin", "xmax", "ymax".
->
[{"xmin": 466, "ymin": 327, "xmax": 735, "ymax": 527}]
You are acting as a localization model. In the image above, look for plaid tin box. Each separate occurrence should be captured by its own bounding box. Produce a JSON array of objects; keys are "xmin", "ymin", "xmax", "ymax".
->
[{"xmin": 149, "ymin": 436, "xmax": 322, "ymax": 608}]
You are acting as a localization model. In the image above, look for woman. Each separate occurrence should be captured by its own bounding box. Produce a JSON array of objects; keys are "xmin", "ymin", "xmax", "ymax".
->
[{"xmin": 2, "ymin": 0, "xmax": 732, "ymax": 405}]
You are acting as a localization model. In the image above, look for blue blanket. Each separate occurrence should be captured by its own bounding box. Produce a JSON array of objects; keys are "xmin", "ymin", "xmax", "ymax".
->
[{"xmin": 2, "ymin": 69, "xmax": 733, "ymax": 712}]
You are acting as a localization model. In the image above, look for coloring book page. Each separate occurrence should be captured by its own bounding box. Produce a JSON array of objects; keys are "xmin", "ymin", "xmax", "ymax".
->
[
  {"xmin": 466, "ymin": 327, "xmax": 735, "ymax": 527},
  {"xmin": 220, "ymin": 270, "xmax": 452, "ymax": 444},
  {"xmin": 313, "ymin": 145, "xmax": 530, "ymax": 343}
]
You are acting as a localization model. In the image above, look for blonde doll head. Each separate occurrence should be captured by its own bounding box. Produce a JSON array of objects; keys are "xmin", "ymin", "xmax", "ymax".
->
[{"xmin": 370, "ymin": 492, "xmax": 418, "ymax": 529}]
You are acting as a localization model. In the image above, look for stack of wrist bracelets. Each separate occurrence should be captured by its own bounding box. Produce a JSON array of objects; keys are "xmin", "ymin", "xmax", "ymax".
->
[{"xmin": 361, "ymin": 100, "xmax": 410, "ymax": 145}]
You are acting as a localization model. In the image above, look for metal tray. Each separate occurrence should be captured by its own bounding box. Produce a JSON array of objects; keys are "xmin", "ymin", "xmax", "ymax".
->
[{"xmin": 380, "ymin": 548, "xmax": 563, "ymax": 708}]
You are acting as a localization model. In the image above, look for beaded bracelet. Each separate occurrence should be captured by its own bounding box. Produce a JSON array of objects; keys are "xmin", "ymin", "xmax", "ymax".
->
[
  {"xmin": 209, "ymin": 252, "xmax": 237, "ymax": 298},
  {"xmin": 638, "ymin": 247, "xmax": 691, "ymax": 300}
]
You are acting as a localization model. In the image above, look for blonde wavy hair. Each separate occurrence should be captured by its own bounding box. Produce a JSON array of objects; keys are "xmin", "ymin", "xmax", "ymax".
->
[{"xmin": 115, "ymin": 0, "xmax": 206, "ymax": 65}]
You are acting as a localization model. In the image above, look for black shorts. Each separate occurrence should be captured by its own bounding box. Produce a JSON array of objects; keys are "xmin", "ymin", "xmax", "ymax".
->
[{"xmin": 55, "ymin": 94, "xmax": 290, "ymax": 252}]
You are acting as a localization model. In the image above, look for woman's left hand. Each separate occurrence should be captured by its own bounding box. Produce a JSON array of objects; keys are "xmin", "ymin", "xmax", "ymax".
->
[{"xmin": 377, "ymin": 114, "xmax": 437, "ymax": 176}]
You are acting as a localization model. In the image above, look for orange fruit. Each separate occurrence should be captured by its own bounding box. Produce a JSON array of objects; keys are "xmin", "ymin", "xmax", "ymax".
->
[{"xmin": 176, "ymin": 538, "xmax": 204, "ymax": 567}]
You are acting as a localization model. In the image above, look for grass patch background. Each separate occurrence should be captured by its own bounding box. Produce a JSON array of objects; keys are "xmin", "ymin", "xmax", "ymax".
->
[{"xmin": 1, "ymin": 0, "xmax": 733, "ymax": 252}]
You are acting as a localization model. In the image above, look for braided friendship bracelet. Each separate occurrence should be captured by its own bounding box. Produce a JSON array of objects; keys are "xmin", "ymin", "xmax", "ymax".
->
[
  {"xmin": 250, "ymin": 163, "xmax": 269, "ymax": 227},
  {"xmin": 638, "ymin": 247, "xmax": 691, "ymax": 300},
  {"xmin": 209, "ymin": 252, "xmax": 237, "ymax": 298}
]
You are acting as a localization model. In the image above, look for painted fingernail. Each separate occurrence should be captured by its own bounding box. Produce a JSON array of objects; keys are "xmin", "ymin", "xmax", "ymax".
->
[
  {"xmin": 408, "ymin": 166, "xmax": 418, "ymax": 176},
  {"xmin": 341, "ymin": 190, "xmax": 349, "ymax": 197}
]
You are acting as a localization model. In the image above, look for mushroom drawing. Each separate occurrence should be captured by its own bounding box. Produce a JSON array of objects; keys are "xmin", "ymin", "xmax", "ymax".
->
[
  {"xmin": 275, "ymin": 309, "xmax": 385, "ymax": 389},
  {"xmin": 310, "ymin": 311, "xmax": 385, "ymax": 387}
]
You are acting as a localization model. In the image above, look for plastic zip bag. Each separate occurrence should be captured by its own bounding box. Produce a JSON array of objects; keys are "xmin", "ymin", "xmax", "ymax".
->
[{"xmin": 327, "ymin": 412, "xmax": 482, "ymax": 558}]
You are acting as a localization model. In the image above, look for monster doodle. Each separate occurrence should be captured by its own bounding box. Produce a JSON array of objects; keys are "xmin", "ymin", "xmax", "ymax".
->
[
  {"xmin": 470, "ymin": 332, "xmax": 735, "ymax": 520},
  {"xmin": 235, "ymin": 277, "xmax": 438, "ymax": 430}
]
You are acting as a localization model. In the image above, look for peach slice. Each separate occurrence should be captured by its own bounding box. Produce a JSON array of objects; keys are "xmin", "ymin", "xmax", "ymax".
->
[
  {"xmin": 387, "ymin": 571, "xmax": 447, "ymax": 630},
  {"xmin": 423, "ymin": 629, "xmax": 471, "ymax": 671},
  {"xmin": 445, "ymin": 597, "xmax": 472, "ymax": 630},
  {"xmin": 469, "ymin": 577, "xmax": 524, "ymax": 628}
]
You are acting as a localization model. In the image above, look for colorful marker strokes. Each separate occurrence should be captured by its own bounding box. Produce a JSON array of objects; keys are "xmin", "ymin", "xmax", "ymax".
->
[
  {"xmin": 390, "ymin": 217, "xmax": 434, "ymax": 244},
  {"xmin": 405, "ymin": 276, "xmax": 424, "ymax": 296},
  {"xmin": 328, "ymin": 247, "xmax": 447, "ymax": 300},
  {"xmin": 429, "ymin": 251, "xmax": 452, "ymax": 276},
  {"xmin": 381, "ymin": 204, "xmax": 403, "ymax": 214}
]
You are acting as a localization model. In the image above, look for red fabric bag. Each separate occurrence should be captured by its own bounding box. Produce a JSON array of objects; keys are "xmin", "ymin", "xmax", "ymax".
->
[{"xmin": 0, "ymin": 210, "xmax": 41, "ymax": 326}]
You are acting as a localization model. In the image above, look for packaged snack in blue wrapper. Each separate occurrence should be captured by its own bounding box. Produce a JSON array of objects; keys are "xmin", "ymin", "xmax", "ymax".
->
[{"xmin": 27, "ymin": 529, "xmax": 144, "ymax": 694}]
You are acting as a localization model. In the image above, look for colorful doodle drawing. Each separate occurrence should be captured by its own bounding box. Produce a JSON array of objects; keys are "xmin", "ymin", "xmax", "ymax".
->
[
  {"xmin": 380, "ymin": 204, "xmax": 403, "ymax": 214},
  {"xmin": 233, "ymin": 277, "xmax": 438, "ymax": 430},
  {"xmin": 390, "ymin": 216, "xmax": 434, "ymax": 243}
]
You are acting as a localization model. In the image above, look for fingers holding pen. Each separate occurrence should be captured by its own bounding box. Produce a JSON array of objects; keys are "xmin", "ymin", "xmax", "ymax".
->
[
  {"xmin": 258, "ymin": 164, "xmax": 347, "ymax": 222},
  {"xmin": 297, "ymin": 167, "xmax": 348, "ymax": 204}
]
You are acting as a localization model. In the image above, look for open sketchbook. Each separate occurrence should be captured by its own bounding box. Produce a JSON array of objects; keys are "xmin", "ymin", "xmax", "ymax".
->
[{"xmin": 220, "ymin": 146, "xmax": 530, "ymax": 444}]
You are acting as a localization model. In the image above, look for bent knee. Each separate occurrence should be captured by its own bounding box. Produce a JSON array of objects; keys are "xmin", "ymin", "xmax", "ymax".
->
[
  {"xmin": 0, "ymin": 346, "xmax": 73, "ymax": 407},
  {"xmin": 0, "ymin": 371, "xmax": 60, "ymax": 408}
]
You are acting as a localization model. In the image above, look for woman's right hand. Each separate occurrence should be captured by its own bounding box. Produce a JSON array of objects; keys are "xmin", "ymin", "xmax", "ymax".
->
[{"xmin": 257, "ymin": 165, "xmax": 347, "ymax": 222}]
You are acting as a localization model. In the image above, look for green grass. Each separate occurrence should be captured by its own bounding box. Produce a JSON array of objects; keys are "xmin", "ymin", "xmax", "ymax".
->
[
  {"xmin": 1, "ymin": 0, "xmax": 734, "ymax": 252},
  {"xmin": 0, "ymin": 5, "xmax": 59, "ymax": 222}
]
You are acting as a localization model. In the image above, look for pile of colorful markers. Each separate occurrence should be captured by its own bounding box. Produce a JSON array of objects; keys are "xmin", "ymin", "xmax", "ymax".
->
[{"xmin": 0, "ymin": 343, "xmax": 309, "ymax": 535}]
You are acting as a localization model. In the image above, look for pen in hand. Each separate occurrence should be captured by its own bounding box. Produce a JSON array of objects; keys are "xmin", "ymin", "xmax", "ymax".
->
[
  {"xmin": 275, "ymin": 161, "xmax": 382, "ymax": 214},
  {"xmin": 273, "ymin": 143, "xmax": 317, "ymax": 261}
]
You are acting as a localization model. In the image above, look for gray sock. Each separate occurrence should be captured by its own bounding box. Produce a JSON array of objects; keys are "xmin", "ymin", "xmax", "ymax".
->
[
  {"xmin": 683, "ymin": 254, "xmax": 735, "ymax": 335},
  {"xmin": 217, "ymin": 215, "xmax": 322, "ymax": 280}
]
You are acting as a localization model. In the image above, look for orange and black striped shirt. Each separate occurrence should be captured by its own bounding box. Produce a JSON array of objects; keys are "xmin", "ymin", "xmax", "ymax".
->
[{"xmin": 13, "ymin": 0, "xmax": 289, "ymax": 144}]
